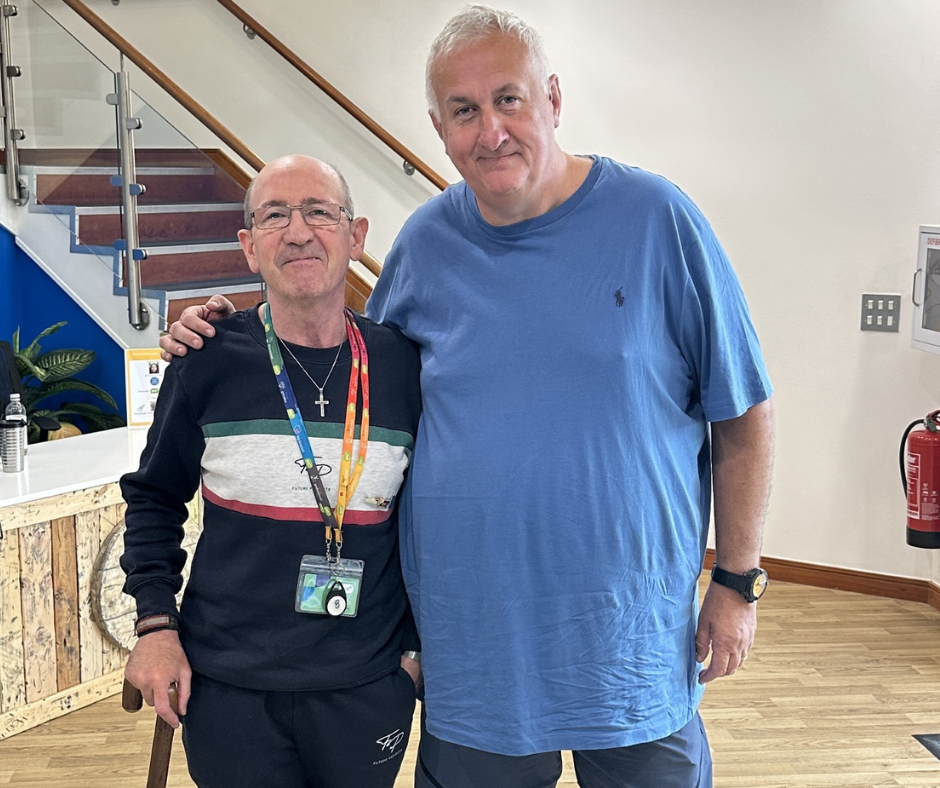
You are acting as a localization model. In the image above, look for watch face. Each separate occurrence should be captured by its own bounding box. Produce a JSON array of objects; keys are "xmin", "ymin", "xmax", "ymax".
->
[{"xmin": 751, "ymin": 571, "xmax": 768, "ymax": 599}]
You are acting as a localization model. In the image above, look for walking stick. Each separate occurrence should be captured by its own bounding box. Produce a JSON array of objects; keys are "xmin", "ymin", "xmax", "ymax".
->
[{"xmin": 122, "ymin": 679, "xmax": 180, "ymax": 788}]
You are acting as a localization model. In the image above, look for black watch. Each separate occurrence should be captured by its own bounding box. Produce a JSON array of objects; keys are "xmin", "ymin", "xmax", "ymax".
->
[{"xmin": 710, "ymin": 565, "xmax": 768, "ymax": 603}]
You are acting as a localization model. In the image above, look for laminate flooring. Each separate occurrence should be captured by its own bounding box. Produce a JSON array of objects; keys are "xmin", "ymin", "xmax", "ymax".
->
[{"xmin": 2, "ymin": 579, "xmax": 940, "ymax": 787}]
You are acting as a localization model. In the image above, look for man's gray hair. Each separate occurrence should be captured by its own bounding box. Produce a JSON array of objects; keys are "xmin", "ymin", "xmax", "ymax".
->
[
  {"xmin": 243, "ymin": 160, "xmax": 355, "ymax": 228},
  {"xmin": 425, "ymin": 4, "xmax": 551, "ymax": 119}
]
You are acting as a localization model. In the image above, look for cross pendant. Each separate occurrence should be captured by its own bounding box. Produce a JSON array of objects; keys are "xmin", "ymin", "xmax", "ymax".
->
[{"xmin": 315, "ymin": 391, "xmax": 329, "ymax": 418}]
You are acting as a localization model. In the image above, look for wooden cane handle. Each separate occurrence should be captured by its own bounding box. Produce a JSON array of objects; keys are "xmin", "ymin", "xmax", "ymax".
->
[{"xmin": 122, "ymin": 678, "xmax": 143, "ymax": 713}]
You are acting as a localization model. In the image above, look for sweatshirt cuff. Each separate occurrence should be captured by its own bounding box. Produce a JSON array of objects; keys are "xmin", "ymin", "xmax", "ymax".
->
[{"xmin": 132, "ymin": 579, "xmax": 181, "ymax": 621}]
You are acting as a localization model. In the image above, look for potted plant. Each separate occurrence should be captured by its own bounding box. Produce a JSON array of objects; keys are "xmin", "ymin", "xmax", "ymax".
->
[{"xmin": 12, "ymin": 321, "xmax": 126, "ymax": 442}]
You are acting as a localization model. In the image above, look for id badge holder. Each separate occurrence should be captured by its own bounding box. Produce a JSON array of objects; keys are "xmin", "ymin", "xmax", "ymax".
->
[{"xmin": 296, "ymin": 555, "xmax": 365, "ymax": 618}]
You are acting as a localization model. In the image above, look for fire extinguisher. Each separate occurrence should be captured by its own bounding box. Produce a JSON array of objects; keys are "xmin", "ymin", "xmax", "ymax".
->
[{"xmin": 902, "ymin": 410, "xmax": 940, "ymax": 548}]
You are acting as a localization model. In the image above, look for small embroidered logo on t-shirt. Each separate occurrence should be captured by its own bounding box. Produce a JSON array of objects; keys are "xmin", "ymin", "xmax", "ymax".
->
[{"xmin": 614, "ymin": 288, "xmax": 625, "ymax": 307}]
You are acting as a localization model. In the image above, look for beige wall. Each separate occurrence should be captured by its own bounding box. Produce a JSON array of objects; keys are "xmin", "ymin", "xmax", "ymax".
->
[{"xmin": 41, "ymin": 0, "xmax": 940, "ymax": 582}]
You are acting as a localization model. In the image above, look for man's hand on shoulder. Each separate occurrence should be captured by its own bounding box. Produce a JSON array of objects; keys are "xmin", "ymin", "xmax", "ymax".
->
[
  {"xmin": 125, "ymin": 629, "xmax": 192, "ymax": 727},
  {"xmin": 694, "ymin": 581, "xmax": 757, "ymax": 684},
  {"xmin": 159, "ymin": 295, "xmax": 236, "ymax": 362}
]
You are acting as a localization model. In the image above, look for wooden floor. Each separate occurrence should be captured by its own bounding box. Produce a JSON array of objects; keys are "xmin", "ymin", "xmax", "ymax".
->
[{"xmin": 2, "ymin": 579, "xmax": 940, "ymax": 787}]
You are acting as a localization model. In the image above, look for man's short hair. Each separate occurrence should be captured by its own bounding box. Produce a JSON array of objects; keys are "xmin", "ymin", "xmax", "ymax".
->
[
  {"xmin": 425, "ymin": 4, "xmax": 551, "ymax": 119},
  {"xmin": 242, "ymin": 161, "xmax": 355, "ymax": 228}
]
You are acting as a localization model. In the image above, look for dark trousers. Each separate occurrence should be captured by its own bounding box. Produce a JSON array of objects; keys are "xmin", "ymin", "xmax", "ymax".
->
[
  {"xmin": 182, "ymin": 669, "xmax": 417, "ymax": 788},
  {"xmin": 415, "ymin": 708, "xmax": 713, "ymax": 788}
]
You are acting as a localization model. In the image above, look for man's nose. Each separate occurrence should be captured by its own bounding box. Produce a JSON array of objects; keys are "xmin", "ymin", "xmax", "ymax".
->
[
  {"xmin": 478, "ymin": 109, "xmax": 510, "ymax": 151},
  {"xmin": 282, "ymin": 207, "xmax": 316, "ymax": 243}
]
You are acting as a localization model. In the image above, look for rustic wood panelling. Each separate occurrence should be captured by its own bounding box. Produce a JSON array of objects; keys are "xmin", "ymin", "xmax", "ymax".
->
[
  {"xmin": 0, "ymin": 485, "xmax": 123, "ymax": 533},
  {"xmin": 0, "ymin": 483, "xmax": 203, "ymax": 738},
  {"xmin": 0, "ymin": 668, "xmax": 123, "ymax": 740},
  {"xmin": 98, "ymin": 504, "xmax": 127, "ymax": 674},
  {"xmin": 18, "ymin": 523, "xmax": 56, "ymax": 704},
  {"xmin": 51, "ymin": 516, "xmax": 80, "ymax": 691},
  {"xmin": 93, "ymin": 548, "xmax": 135, "ymax": 650},
  {"xmin": 0, "ymin": 534, "xmax": 25, "ymax": 713},
  {"xmin": 75, "ymin": 509, "xmax": 102, "ymax": 684}
]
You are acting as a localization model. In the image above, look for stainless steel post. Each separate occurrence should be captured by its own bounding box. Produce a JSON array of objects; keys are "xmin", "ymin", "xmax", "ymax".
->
[
  {"xmin": 0, "ymin": 1, "xmax": 27, "ymax": 206},
  {"xmin": 107, "ymin": 61, "xmax": 149, "ymax": 330}
]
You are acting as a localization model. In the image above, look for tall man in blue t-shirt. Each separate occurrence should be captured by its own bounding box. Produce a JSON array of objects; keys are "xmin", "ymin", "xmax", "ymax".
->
[{"xmin": 161, "ymin": 7, "xmax": 775, "ymax": 788}]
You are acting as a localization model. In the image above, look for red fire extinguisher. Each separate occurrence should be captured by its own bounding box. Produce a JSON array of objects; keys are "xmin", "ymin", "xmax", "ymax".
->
[{"xmin": 902, "ymin": 410, "xmax": 940, "ymax": 548}]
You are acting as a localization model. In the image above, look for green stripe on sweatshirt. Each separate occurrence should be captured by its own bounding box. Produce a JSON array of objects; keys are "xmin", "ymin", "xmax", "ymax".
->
[{"xmin": 202, "ymin": 419, "xmax": 414, "ymax": 450}]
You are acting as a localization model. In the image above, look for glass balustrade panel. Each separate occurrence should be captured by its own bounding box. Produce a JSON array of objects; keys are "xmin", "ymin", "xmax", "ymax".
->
[{"xmin": 9, "ymin": 0, "xmax": 262, "ymax": 330}]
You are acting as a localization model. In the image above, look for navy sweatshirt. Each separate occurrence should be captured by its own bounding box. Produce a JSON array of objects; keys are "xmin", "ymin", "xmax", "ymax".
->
[{"xmin": 121, "ymin": 307, "xmax": 422, "ymax": 691}]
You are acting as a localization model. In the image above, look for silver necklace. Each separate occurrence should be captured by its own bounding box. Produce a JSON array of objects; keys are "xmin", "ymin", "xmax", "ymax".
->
[{"xmin": 279, "ymin": 338, "xmax": 344, "ymax": 418}]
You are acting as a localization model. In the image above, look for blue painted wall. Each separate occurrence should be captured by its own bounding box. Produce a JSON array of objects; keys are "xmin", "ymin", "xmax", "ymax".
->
[{"xmin": 0, "ymin": 224, "xmax": 126, "ymax": 418}]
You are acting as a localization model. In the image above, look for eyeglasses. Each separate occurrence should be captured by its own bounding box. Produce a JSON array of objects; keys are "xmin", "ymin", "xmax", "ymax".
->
[{"xmin": 250, "ymin": 202, "xmax": 353, "ymax": 230}]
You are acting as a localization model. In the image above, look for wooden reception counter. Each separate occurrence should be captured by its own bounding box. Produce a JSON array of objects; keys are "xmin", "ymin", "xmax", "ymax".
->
[{"xmin": 0, "ymin": 428, "xmax": 166, "ymax": 739}]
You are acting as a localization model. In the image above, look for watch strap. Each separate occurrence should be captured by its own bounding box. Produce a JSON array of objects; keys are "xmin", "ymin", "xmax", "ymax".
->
[{"xmin": 711, "ymin": 565, "xmax": 767, "ymax": 602}]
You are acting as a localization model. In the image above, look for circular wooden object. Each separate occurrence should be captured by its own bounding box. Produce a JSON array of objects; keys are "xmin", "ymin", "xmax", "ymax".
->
[{"xmin": 91, "ymin": 518, "xmax": 201, "ymax": 650}]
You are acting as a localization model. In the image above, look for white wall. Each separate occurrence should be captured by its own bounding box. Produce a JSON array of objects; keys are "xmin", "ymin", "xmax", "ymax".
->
[{"xmin": 34, "ymin": 0, "xmax": 940, "ymax": 582}]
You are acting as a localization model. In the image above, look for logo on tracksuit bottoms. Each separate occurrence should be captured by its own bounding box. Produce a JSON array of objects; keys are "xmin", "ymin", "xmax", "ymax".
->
[{"xmin": 373, "ymin": 729, "xmax": 406, "ymax": 765}]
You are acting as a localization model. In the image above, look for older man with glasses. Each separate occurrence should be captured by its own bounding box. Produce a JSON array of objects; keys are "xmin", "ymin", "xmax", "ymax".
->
[{"xmin": 121, "ymin": 155, "xmax": 422, "ymax": 788}]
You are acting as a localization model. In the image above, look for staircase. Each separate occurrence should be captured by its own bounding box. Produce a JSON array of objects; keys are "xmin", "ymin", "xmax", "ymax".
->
[
  {"xmin": 9, "ymin": 147, "xmax": 372, "ymax": 344},
  {"xmin": 19, "ymin": 147, "xmax": 264, "ymax": 331}
]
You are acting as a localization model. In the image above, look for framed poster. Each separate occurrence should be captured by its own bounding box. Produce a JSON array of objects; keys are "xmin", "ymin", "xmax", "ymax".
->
[{"xmin": 125, "ymin": 349, "xmax": 166, "ymax": 428}]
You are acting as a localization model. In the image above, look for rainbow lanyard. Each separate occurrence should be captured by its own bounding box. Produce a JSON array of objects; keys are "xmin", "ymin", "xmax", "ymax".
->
[{"xmin": 261, "ymin": 303, "xmax": 370, "ymax": 562}]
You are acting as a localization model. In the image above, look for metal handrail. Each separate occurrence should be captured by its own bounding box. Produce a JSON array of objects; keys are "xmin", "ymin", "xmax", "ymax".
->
[
  {"xmin": 108, "ymin": 63, "xmax": 148, "ymax": 329},
  {"xmin": 214, "ymin": 0, "xmax": 448, "ymax": 193},
  {"xmin": 0, "ymin": 0, "xmax": 27, "ymax": 205},
  {"xmin": 61, "ymin": 0, "xmax": 264, "ymax": 173}
]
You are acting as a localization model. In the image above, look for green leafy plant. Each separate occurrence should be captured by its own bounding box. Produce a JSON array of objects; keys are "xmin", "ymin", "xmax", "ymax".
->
[{"xmin": 12, "ymin": 321, "xmax": 126, "ymax": 443}]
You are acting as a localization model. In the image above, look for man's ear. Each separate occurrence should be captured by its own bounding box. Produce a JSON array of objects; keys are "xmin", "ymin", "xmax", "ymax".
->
[
  {"xmin": 348, "ymin": 216, "xmax": 369, "ymax": 262},
  {"xmin": 238, "ymin": 228, "xmax": 259, "ymax": 274},
  {"xmin": 549, "ymin": 74, "xmax": 562, "ymax": 128}
]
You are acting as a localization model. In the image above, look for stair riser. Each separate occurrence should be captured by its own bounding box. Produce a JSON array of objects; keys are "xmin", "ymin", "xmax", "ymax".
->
[
  {"xmin": 77, "ymin": 210, "xmax": 244, "ymax": 246},
  {"xmin": 167, "ymin": 289, "xmax": 265, "ymax": 325},
  {"xmin": 138, "ymin": 250, "xmax": 251, "ymax": 288},
  {"xmin": 37, "ymin": 172, "xmax": 245, "ymax": 206}
]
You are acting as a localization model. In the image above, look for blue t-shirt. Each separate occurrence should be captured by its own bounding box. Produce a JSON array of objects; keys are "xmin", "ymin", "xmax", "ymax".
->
[{"xmin": 368, "ymin": 157, "xmax": 772, "ymax": 755}]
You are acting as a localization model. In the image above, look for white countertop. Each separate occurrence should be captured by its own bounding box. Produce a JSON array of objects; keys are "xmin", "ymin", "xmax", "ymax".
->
[{"xmin": 0, "ymin": 427, "xmax": 148, "ymax": 508}]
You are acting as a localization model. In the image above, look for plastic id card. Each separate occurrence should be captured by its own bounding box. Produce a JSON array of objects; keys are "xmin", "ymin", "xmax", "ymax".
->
[{"xmin": 296, "ymin": 555, "xmax": 364, "ymax": 618}]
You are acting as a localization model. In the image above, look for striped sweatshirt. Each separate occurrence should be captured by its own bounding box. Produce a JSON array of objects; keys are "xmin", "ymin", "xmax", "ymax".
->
[{"xmin": 121, "ymin": 307, "xmax": 422, "ymax": 691}]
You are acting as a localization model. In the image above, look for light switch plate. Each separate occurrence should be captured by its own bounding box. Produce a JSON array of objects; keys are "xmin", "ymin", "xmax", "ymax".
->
[{"xmin": 860, "ymin": 294, "xmax": 901, "ymax": 332}]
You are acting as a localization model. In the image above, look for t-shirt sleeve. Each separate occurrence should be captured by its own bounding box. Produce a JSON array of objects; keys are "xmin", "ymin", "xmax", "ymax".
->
[
  {"xmin": 676, "ymin": 209, "xmax": 773, "ymax": 423},
  {"xmin": 366, "ymin": 240, "xmax": 405, "ymax": 329}
]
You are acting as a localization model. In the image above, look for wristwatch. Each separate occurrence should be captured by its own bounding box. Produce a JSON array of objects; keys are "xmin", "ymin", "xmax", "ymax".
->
[{"xmin": 710, "ymin": 565, "xmax": 768, "ymax": 603}]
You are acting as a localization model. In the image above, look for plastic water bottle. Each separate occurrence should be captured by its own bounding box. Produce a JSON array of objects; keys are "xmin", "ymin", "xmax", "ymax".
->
[
  {"xmin": 5, "ymin": 393, "xmax": 26, "ymax": 424},
  {"xmin": 4, "ymin": 393, "xmax": 27, "ymax": 462}
]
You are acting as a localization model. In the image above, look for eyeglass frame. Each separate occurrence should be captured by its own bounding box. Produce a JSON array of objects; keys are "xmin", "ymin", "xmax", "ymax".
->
[{"xmin": 249, "ymin": 201, "xmax": 354, "ymax": 231}]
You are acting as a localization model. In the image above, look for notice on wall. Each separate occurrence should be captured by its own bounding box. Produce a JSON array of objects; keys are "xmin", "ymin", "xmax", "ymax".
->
[{"xmin": 125, "ymin": 349, "xmax": 167, "ymax": 428}]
